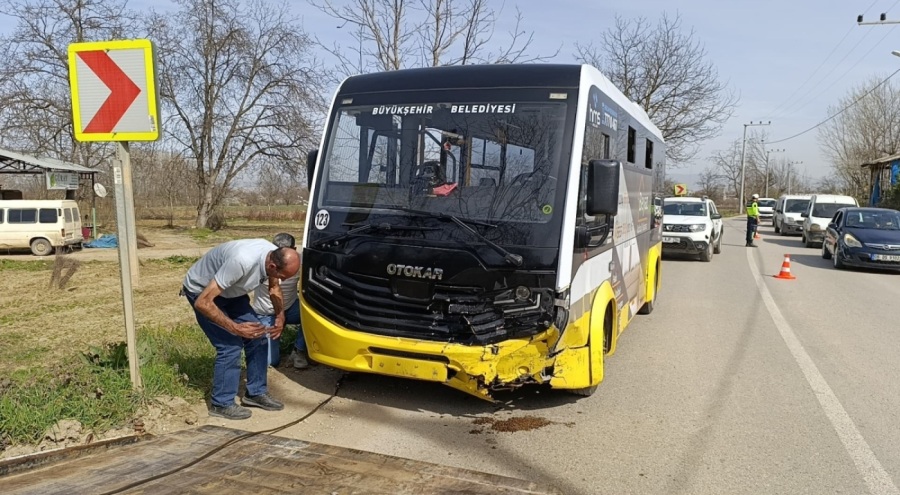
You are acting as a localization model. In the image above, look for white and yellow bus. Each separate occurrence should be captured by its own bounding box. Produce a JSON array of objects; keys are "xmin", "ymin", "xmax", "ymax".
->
[{"xmin": 300, "ymin": 64, "xmax": 665, "ymax": 399}]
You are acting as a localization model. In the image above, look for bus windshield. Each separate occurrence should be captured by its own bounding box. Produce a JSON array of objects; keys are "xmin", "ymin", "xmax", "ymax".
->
[{"xmin": 315, "ymin": 100, "xmax": 567, "ymax": 225}]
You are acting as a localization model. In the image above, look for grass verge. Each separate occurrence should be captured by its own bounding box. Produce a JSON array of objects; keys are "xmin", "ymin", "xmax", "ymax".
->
[
  {"xmin": 0, "ymin": 323, "xmax": 302, "ymax": 448},
  {"xmin": 0, "ymin": 324, "xmax": 212, "ymax": 447}
]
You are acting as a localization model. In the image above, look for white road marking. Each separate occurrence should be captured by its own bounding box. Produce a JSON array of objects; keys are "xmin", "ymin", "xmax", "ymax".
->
[{"xmin": 747, "ymin": 248, "xmax": 899, "ymax": 495}]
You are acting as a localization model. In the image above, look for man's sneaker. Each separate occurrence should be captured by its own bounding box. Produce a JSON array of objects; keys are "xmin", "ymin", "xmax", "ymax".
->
[
  {"xmin": 291, "ymin": 349, "xmax": 309, "ymax": 370},
  {"xmin": 209, "ymin": 404, "xmax": 252, "ymax": 420},
  {"xmin": 242, "ymin": 393, "xmax": 284, "ymax": 411}
]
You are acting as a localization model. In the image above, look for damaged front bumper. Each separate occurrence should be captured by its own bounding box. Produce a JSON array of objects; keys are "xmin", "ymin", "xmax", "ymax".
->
[{"xmin": 300, "ymin": 297, "xmax": 577, "ymax": 401}]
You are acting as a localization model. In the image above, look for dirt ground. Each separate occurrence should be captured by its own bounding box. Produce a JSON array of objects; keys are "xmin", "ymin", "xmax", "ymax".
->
[
  {"xmin": 0, "ymin": 221, "xmax": 314, "ymax": 459},
  {"xmin": 0, "ymin": 227, "xmax": 210, "ymax": 262}
]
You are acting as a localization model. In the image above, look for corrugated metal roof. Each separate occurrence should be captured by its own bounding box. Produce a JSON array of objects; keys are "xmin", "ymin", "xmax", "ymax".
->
[
  {"xmin": 861, "ymin": 152, "xmax": 900, "ymax": 168},
  {"xmin": 0, "ymin": 148, "xmax": 100, "ymax": 174}
]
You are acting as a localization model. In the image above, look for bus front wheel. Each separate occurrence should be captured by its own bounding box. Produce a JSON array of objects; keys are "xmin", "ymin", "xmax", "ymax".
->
[{"xmin": 569, "ymin": 303, "xmax": 613, "ymax": 397}]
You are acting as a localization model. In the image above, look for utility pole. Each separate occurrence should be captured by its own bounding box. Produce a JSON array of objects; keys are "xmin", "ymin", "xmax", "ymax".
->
[
  {"xmin": 739, "ymin": 121, "xmax": 771, "ymax": 209},
  {"xmin": 764, "ymin": 148, "xmax": 785, "ymax": 197},
  {"xmin": 787, "ymin": 160, "xmax": 803, "ymax": 194},
  {"xmin": 857, "ymin": 13, "xmax": 900, "ymax": 25}
]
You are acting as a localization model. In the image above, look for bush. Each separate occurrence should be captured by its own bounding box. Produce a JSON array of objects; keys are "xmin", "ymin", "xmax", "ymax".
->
[
  {"xmin": 879, "ymin": 182, "xmax": 900, "ymax": 210},
  {"xmin": 207, "ymin": 210, "xmax": 228, "ymax": 231}
]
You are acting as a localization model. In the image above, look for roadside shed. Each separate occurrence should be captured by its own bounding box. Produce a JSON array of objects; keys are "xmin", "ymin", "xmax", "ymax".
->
[
  {"xmin": 861, "ymin": 153, "xmax": 900, "ymax": 206},
  {"xmin": 0, "ymin": 147, "xmax": 102, "ymax": 236}
]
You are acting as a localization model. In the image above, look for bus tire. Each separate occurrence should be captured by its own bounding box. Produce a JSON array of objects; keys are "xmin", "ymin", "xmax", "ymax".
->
[
  {"xmin": 569, "ymin": 303, "xmax": 613, "ymax": 397},
  {"xmin": 30, "ymin": 238, "xmax": 53, "ymax": 256},
  {"xmin": 638, "ymin": 261, "xmax": 659, "ymax": 315},
  {"xmin": 569, "ymin": 385, "xmax": 598, "ymax": 397}
]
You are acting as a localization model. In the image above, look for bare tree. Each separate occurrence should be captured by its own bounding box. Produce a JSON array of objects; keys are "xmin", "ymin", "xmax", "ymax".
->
[
  {"xmin": 576, "ymin": 13, "xmax": 738, "ymax": 164},
  {"xmin": 151, "ymin": 0, "xmax": 325, "ymax": 228},
  {"xmin": 311, "ymin": 0, "xmax": 558, "ymax": 77},
  {"xmin": 710, "ymin": 139, "xmax": 743, "ymax": 200},
  {"xmin": 131, "ymin": 143, "xmax": 197, "ymax": 224},
  {"xmin": 817, "ymin": 76, "xmax": 900, "ymax": 202},
  {"xmin": 253, "ymin": 163, "xmax": 306, "ymax": 206},
  {"xmin": 0, "ymin": 0, "xmax": 139, "ymax": 169},
  {"xmin": 694, "ymin": 166, "xmax": 722, "ymax": 201}
]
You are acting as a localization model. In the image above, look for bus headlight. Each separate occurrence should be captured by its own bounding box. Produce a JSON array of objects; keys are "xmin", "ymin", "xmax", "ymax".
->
[{"xmin": 515, "ymin": 286, "xmax": 531, "ymax": 301}]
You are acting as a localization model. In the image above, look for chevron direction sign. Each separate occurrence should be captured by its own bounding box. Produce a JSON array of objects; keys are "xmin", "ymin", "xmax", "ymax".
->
[{"xmin": 68, "ymin": 39, "xmax": 160, "ymax": 142}]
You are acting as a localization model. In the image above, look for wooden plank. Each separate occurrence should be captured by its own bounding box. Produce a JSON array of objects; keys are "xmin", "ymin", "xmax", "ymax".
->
[
  {"xmin": 0, "ymin": 426, "xmax": 561, "ymax": 495},
  {"xmin": 0, "ymin": 435, "xmax": 143, "ymax": 477}
]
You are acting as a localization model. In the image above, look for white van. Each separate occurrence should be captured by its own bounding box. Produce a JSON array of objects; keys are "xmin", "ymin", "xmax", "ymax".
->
[
  {"xmin": 0, "ymin": 200, "xmax": 84, "ymax": 255},
  {"xmin": 801, "ymin": 194, "xmax": 858, "ymax": 247},
  {"xmin": 774, "ymin": 194, "xmax": 812, "ymax": 236},
  {"xmin": 757, "ymin": 197, "xmax": 777, "ymax": 225}
]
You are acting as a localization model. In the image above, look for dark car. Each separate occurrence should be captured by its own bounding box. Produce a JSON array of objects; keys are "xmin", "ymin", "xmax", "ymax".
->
[{"xmin": 821, "ymin": 207, "xmax": 900, "ymax": 271}]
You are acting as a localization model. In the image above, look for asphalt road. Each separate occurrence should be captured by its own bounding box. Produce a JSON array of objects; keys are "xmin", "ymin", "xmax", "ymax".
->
[{"xmin": 240, "ymin": 217, "xmax": 900, "ymax": 495}]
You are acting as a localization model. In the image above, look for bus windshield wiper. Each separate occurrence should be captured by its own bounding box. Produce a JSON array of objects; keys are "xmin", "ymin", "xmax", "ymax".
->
[
  {"xmin": 390, "ymin": 207, "xmax": 524, "ymax": 267},
  {"xmin": 315, "ymin": 221, "xmax": 439, "ymax": 247}
]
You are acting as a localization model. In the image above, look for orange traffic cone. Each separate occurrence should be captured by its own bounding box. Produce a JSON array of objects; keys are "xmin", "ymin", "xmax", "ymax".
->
[{"xmin": 774, "ymin": 254, "xmax": 796, "ymax": 280}]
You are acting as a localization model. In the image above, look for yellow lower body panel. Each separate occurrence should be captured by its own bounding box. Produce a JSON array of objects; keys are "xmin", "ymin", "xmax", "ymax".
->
[{"xmin": 300, "ymin": 296, "xmax": 561, "ymax": 400}]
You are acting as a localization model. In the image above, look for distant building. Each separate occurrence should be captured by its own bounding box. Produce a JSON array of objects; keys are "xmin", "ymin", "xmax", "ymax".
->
[{"xmin": 861, "ymin": 153, "xmax": 900, "ymax": 206}]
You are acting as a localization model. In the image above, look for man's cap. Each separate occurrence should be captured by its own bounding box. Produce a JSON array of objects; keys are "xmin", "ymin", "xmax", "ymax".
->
[{"xmin": 751, "ymin": 194, "xmax": 759, "ymax": 199}]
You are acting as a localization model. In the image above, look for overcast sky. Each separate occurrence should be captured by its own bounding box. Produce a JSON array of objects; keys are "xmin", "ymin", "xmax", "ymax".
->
[{"xmin": 3, "ymin": 0, "xmax": 899, "ymax": 187}]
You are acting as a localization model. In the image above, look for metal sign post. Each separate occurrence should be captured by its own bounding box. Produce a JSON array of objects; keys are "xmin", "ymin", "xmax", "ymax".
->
[
  {"xmin": 68, "ymin": 38, "xmax": 161, "ymax": 390},
  {"xmin": 117, "ymin": 142, "xmax": 140, "ymax": 286},
  {"xmin": 112, "ymin": 155, "xmax": 142, "ymax": 390}
]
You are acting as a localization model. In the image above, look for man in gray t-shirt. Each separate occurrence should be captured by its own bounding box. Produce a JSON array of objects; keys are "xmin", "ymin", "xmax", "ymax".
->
[{"xmin": 182, "ymin": 238, "xmax": 300, "ymax": 420}]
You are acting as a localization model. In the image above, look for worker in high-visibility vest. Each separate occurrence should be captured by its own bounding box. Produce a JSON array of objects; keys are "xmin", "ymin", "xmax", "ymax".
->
[{"xmin": 746, "ymin": 193, "xmax": 760, "ymax": 247}]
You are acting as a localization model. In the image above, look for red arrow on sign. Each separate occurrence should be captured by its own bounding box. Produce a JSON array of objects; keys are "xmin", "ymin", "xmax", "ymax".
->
[
  {"xmin": 675, "ymin": 184, "xmax": 686, "ymax": 195},
  {"xmin": 77, "ymin": 50, "xmax": 141, "ymax": 134}
]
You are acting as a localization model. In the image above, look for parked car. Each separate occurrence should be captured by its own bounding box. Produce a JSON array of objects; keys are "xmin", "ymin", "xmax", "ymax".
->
[
  {"xmin": 757, "ymin": 197, "xmax": 777, "ymax": 225},
  {"xmin": 774, "ymin": 194, "xmax": 811, "ymax": 236},
  {"xmin": 661, "ymin": 196, "xmax": 723, "ymax": 262},
  {"xmin": 801, "ymin": 194, "xmax": 858, "ymax": 247},
  {"xmin": 822, "ymin": 207, "xmax": 900, "ymax": 271}
]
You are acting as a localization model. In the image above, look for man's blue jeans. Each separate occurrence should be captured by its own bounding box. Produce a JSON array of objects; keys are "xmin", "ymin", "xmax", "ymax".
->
[
  {"xmin": 257, "ymin": 299, "xmax": 306, "ymax": 367},
  {"xmin": 183, "ymin": 288, "xmax": 269, "ymax": 408}
]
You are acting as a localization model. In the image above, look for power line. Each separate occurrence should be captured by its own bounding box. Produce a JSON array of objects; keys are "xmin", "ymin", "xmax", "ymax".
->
[
  {"xmin": 766, "ymin": 68, "xmax": 900, "ymax": 144},
  {"xmin": 765, "ymin": 0, "xmax": 880, "ymax": 120},
  {"xmin": 778, "ymin": 24, "xmax": 897, "ymax": 119},
  {"xmin": 764, "ymin": 28, "xmax": 855, "ymax": 119},
  {"xmin": 770, "ymin": 27, "xmax": 875, "ymax": 120}
]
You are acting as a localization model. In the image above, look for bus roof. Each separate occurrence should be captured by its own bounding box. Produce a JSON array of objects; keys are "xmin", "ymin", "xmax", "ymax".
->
[
  {"xmin": 338, "ymin": 64, "xmax": 583, "ymax": 94},
  {"xmin": 336, "ymin": 63, "xmax": 664, "ymax": 144}
]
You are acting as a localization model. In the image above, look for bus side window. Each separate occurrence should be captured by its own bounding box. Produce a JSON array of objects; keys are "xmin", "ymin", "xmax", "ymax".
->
[{"xmin": 627, "ymin": 127, "xmax": 636, "ymax": 163}]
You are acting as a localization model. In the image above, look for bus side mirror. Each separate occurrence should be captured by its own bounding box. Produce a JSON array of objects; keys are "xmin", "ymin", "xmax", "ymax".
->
[
  {"xmin": 800, "ymin": 212, "xmax": 808, "ymax": 218},
  {"xmin": 307, "ymin": 149, "xmax": 318, "ymax": 189},
  {"xmin": 586, "ymin": 159, "xmax": 620, "ymax": 216}
]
